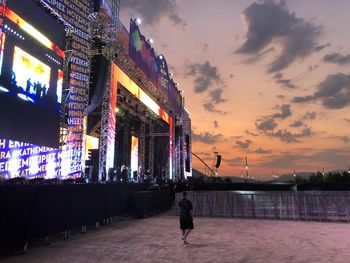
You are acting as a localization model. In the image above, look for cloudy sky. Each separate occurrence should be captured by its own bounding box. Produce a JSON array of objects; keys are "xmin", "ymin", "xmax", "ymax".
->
[{"xmin": 119, "ymin": 0, "xmax": 350, "ymax": 179}]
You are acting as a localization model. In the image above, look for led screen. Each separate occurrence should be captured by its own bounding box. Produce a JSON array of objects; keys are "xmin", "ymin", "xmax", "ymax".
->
[
  {"xmin": 12, "ymin": 46, "xmax": 51, "ymax": 104},
  {"xmin": 130, "ymin": 136, "xmax": 139, "ymax": 179},
  {"xmin": 0, "ymin": 0, "xmax": 65, "ymax": 148},
  {"xmin": 85, "ymin": 135, "xmax": 99, "ymax": 157}
]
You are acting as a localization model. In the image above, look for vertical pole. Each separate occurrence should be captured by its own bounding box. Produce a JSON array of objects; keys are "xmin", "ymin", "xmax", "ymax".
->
[
  {"xmin": 98, "ymin": 62, "xmax": 112, "ymax": 181},
  {"xmin": 139, "ymin": 121, "xmax": 146, "ymax": 175},
  {"xmin": 148, "ymin": 123, "xmax": 154, "ymax": 178}
]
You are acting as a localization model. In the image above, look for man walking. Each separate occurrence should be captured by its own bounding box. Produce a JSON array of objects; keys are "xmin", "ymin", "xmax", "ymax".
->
[{"xmin": 178, "ymin": 191, "xmax": 194, "ymax": 244}]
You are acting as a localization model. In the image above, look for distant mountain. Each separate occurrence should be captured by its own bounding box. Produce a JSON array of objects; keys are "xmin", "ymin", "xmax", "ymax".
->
[
  {"xmin": 277, "ymin": 172, "xmax": 313, "ymax": 182},
  {"xmin": 191, "ymin": 168, "xmax": 246, "ymax": 182}
]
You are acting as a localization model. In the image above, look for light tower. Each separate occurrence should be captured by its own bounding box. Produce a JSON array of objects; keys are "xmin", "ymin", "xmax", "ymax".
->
[{"xmin": 245, "ymin": 156, "xmax": 249, "ymax": 181}]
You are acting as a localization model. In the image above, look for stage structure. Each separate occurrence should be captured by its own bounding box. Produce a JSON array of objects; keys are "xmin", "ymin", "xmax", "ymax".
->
[{"xmin": 86, "ymin": 6, "xmax": 192, "ymax": 181}]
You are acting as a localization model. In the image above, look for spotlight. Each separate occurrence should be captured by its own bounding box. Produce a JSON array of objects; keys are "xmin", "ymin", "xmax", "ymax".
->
[
  {"xmin": 135, "ymin": 18, "xmax": 142, "ymax": 25},
  {"xmin": 148, "ymin": 38, "xmax": 153, "ymax": 44},
  {"xmin": 159, "ymin": 55, "xmax": 163, "ymax": 59},
  {"xmin": 0, "ymin": 86, "xmax": 9, "ymax": 93}
]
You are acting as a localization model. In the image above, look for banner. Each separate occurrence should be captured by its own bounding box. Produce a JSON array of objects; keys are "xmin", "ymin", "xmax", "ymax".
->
[{"xmin": 129, "ymin": 18, "xmax": 183, "ymax": 115}]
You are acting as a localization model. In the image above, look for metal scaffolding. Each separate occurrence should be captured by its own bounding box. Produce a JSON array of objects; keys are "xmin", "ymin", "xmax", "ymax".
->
[{"xmin": 139, "ymin": 122, "xmax": 146, "ymax": 173}]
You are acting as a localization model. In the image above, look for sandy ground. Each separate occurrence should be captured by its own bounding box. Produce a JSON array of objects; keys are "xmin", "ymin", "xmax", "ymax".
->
[{"xmin": 2, "ymin": 213, "xmax": 350, "ymax": 263}]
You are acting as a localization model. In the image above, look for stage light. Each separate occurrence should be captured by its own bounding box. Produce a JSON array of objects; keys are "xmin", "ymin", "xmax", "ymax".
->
[
  {"xmin": 0, "ymin": 86, "xmax": 9, "ymax": 93},
  {"xmin": 159, "ymin": 55, "xmax": 163, "ymax": 59},
  {"xmin": 46, "ymin": 157, "xmax": 56, "ymax": 179},
  {"xmin": 148, "ymin": 38, "xmax": 153, "ymax": 44},
  {"xmin": 29, "ymin": 156, "xmax": 39, "ymax": 176},
  {"xmin": 8, "ymin": 158, "xmax": 20, "ymax": 178},
  {"xmin": 135, "ymin": 18, "xmax": 142, "ymax": 25},
  {"xmin": 115, "ymin": 107, "xmax": 120, "ymax": 113}
]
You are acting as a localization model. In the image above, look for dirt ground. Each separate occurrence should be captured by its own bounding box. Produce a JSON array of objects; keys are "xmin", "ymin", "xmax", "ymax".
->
[{"xmin": 2, "ymin": 213, "xmax": 350, "ymax": 263}]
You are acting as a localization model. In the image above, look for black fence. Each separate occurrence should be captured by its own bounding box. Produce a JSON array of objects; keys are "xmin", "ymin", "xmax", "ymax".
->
[
  {"xmin": 0, "ymin": 183, "xmax": 172, "ymax": 249},
  {"xmin": 174, "ymin": 191, "xmax": 350, "ymax": 222}
]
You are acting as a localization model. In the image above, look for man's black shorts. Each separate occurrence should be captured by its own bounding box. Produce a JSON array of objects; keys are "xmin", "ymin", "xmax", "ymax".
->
[{"xmin": 180, "ymin": 217, "xmax": 194, "ymax": 230}]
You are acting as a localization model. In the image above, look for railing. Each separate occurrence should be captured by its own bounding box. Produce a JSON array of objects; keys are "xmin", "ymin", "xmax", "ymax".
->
[{"xmin": 174, "ymin": 191, "xmax": 350, "ymax": 222}]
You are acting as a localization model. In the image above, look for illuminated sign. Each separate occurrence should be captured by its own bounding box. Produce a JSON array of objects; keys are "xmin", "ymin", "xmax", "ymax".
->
[
  {"xmin": 107, "ymin": 63, "xmax": 173, "ymax": 178},
  {"xmin": 85, "ymin": 135, "xmax": 99, "ymax": 156},
  {"xmin": 0, "ymin": 139, "xmax": 61, "ymax": 179},
  {"xmin": 5, "ymin": 8, "xmax": 65, "ymax": 59},
  {"xmin": 111, "ymin": 63, "xmax": 170, "ymax": 123},
  {"xmin": 42, "ymin": 0, "xmax": 91, "ymax": 178}
]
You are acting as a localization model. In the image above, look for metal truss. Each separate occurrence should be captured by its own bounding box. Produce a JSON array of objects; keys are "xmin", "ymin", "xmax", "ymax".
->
[
  {"xmin": 148, "ymin": 123, "xmax": 154, "ymax": 177},
  {"xmin": 139, "ymin": 122, "xmax": 146, "ymax": 173},
  {"xmin": 59, "ymin": 26, "xmax": 74, "ymax": 148},
  {"xmin": 175, "ymin": 135, "xmax": 182, "ymax": 180},
  {"xmin": 98, "ymin": 62, "xmax": 111, "ymax": 181},
  {"xmin": 88, "ymin": 10, "xmax": 118, "ymax": 181}
]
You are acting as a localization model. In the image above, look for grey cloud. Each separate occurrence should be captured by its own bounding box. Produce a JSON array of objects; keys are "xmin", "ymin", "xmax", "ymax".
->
[
  {"xmin": 273, "ymin": 73, "xmax": 297, "ymax": 89},
  {"xmin": 245, "ymin": 130, "xmax": 259, "ymax": 137},
  {"xmin": 259, "ymin": 148, "xmax": 350, "ymax": 170},
  {"xmin": 276, "ymin": 95, "xmax": 285, "ymax": 100},
  {"xmin": 243, "ymin": 47, "xmax": 276, "ymax": 64},
  {"xmin": 225, "ymin": 157, "xmax": 244, "ymax": 167},
  {"xmin": 272, "ymin": 129, "xmax": 299, "ymax": 143},
  {"xmin": 259, "ymin": 152, "xmax": 300, "ymax": 169},
  {"xmin": 323, "ymin": 53, "xmax": 350, "ymax": 65},
  {"xmin": 300, "ymin": 127, "xmax": 312, "ymax": 137},
  {"xmin": 209, "ymin": 88, "xmax": 226, "ymax": 104},
  {"xmin": 192, "ymin": 131, "xmax": 223, "ymax": 144},
  {"xmin": 302, "ymin": 111, "xmax": 317, "ymax": 120},
  {"xmin": 254, "ymin": 148, "xmax": 272, "ymax": 154},
  {"xmin": 292, "ymin": 95, "xmax": 314, "ymax": 103},
  {"xmin": 290, "ymin": 120, "xmax": 304, "ymax": 128},
  {"xmin": 306, "ymin": 148, "xmax": 350, "ymax": 166},
  {"xmin": 187, "ymin": 61, "xmax": 220, "ymax": 93},
  {"xmin": 203, "ymin": 102, "xmax": 227, "ymax": 115},
  {"xmin": 236, "ymin": 0, "xmax": 321, "ymax": 72},
  {"xmin": 292, "ymin": 73, "xmax": 350, "ymax": 109},
  {"xmin": 121, "ymin": 0, "xmax": 187, "ymax": 28},
  {"xmin": 256, "ymin": 117, "xmax": 278, "ymax": 132},
  {"xmin": 308, "ymin": 64, "xmax": 319, "ymax": 71},
  {"xmin": 314, "ymin": 43, "xmax": 330, "ymax": 52},
  {"xmin": 272, "ymin": 104, "xmax": 292, "ymax": 119},
  {"xmin": 213, "ymin": 120, "xmax": 219, "ymax": 128},
  {"xmin": 235, "ymin": 140, "xmax": 253, "ymax": 149},
  {"xmin": 339, "ymin": 136, "xmax": 350, "ymax": 143},
  {"xmin": 272, "ymin": 127, "xmax": 313, "ymax": 143}
]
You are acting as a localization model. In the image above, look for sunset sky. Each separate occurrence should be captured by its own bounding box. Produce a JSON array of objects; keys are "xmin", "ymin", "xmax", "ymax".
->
[{"xmin": 119, "ymin": 0, "xmax": 350, "ymax": 179}]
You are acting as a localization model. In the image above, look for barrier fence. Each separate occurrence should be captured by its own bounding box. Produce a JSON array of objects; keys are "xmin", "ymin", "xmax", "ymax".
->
[
  {"xmin": 174, "ymin": 191, "xmax": 350, "ymax": 222},
  {"xmin": 0, "ymin": 184, "xmax": 172, "ymax": 249}
]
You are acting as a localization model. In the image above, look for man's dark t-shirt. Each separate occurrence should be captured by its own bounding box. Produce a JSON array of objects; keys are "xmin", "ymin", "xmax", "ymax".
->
[{"xmin": 179, "ymin": 198, "xmax": 193, "ymax": 218}]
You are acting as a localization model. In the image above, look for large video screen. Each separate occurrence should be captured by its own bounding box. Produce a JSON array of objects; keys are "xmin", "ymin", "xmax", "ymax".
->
[{"xmin": 0, "ymin": 0, "xmax": 65, "ymax": 148}]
